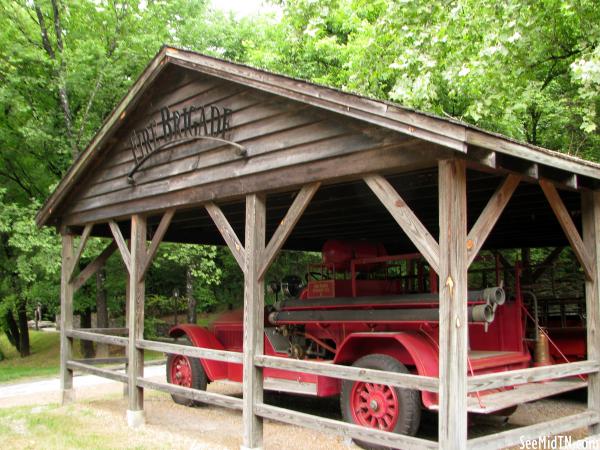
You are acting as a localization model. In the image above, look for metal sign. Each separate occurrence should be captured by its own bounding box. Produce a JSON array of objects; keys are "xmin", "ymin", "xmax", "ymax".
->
[{"xmin": 127, "ymin": 104, "xmax": 245, "ymax": 184}]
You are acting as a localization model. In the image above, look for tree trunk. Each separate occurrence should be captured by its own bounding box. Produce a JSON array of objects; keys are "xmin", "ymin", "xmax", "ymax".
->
[
  {"xmin": 186, "ymin": 267, "xmax": 197, "ymax": 324},
  {"xmin": 4, "ymin": 309, "xmax": 20, "ymax": 352},
  {"xmin": 79, "ymin": 307, "xmax": 95, "ymax": 358},
  {"xmin": 96, "ymin": 268, "xmax": 109, "ymax": 357},
  {"xmin": 17, "ymin": 299, "xmax": 30, "ymax": 357}
]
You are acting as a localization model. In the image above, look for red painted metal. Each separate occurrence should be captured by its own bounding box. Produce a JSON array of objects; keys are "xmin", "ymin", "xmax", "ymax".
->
[
  {"xmin": 170, "ymin": 355, "xmax": 193, "ymax": 387},
  {"xmin": 167, "ymin": 239, "xmax": 588, "ymax": 418}
]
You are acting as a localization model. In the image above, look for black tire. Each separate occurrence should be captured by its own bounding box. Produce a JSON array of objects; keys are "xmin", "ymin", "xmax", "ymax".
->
[
  {"xmin": 340, "ymin": 354, "xmax": 421, "ymax": 450},
  {"xmin": 166, "ymin": 353, "xmax": 207, "ymax": 407}
]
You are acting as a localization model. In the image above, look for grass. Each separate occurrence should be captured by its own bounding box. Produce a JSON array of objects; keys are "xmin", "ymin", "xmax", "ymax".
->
[
  {"xmin": 0, "ymin": 330, "xmax": 163, "ymax": 384},
  {"xmin": 0, "ymin": 402, "xmax": 169, "ymax": 449}
]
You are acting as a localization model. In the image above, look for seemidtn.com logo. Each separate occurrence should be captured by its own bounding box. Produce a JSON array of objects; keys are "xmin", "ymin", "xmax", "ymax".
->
[{"xmin": 519, "ymin": 435, "xmax": 599, "ymax": 449}]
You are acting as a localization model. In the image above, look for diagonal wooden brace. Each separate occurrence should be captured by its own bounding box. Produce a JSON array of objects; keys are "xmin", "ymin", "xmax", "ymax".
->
[
  {"xmin": 109, "ymin": 220, "xmax": 132, "ymax": 274},
  {"xmin": 206, "ymin": 202, "xmax": 246, "ymax": 271},
  {"xmin": 139, "ymin": 209, "xmax": 175, "ymax": 281}
]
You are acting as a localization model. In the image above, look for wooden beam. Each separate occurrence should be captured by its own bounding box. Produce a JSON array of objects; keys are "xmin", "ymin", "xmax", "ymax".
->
[
  {"xmin": 60, "ymin": 233, "xmax": 74, "ymax": 405},
  {"xmin": 530, "ymin": 247, "xmax": 564, "ymax": 283},
  {"xmin": 258, "ymin": 182, "xmax": 320, "ymax": 279},
  {"xmin": 364, "ymin": 174, "xmax": 440, "ymax": 274},
  {"xmin": 127, "ymin": 214, "xmax": 146, "ymax": 422},
  {"xmin": 255, "ymin": 355, "xmax": 439, "ymax": 392},
  {"xmin": 205, "ymin": 202, "xmax": 246, "ymax": 270},
  {"xmin": 243, "ymin": 194, "xmax": 266, "ymax": 449},
  {"xmin": 540, "ymin": 179, "xmax": 593, "ymax": 281},
  {"xmin": 140, "ymin": 208, "xmax": 175, "ymax": 279},
  {"xmin": 69, "ymin": 223, "xmax": 93, "ymax": 279},
  {"xmin": 109, "ymin": 220, "xmax": 132, "ymax": 274},
  {"xmin": 467, "ymin": 175, "xmax": 521, "ymax": 267},
  {"xmin": 137, "ymin": 377, "xmax": 243, "ymax": 410},
  {"xmin": 468, "ymin": 411, "xmax": 599, "ymax": 450},
  {"xmin": 583, "ymin": 191, "xmax": 600, "ymax": 435},
  {"xmin": 67, "ymin": 360, "xmax": 128, "ymax": 384},
  {"xmin": 438, "ymin": 159, "xmax": 468, "ymax": 450},
  {"xmin": 255, "ymin": 403, "xmax": 437, "ymax": 450},
  {"xmin": 136, "ymin": 339, "xmax": 243, "ymax": 364},
  {"xmin": 71, "ymin": 241, "xmax": 117, "ymax": 291},
  {"xmin": 67, "ymin": 329, "xmax": 128, "ymax": 347},
  {"xmin": 467, "ymin": 359, "xmax": 598, "ymax": 392}
]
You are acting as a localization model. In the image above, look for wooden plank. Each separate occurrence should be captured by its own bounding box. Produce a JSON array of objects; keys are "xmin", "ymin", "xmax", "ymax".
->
[
  {"xmin": 60, "ymin": 234, "xmax": 74, "ymax": 404},
  {"xmin": 540, "ymin": 179, "xmax": 593, "ymax": 281},
  {"xmin": 68, "ymin": 329, "xmax": 129, "ymax": 346},
  {"xmin": 530, "ymin": 247, "xmax": 564, "ymax": 283},
  {"xmin": 67, "ymin": 360, "xmax": 129, "ymax": 383},
  {"xmin": 243, "ymin": 194, "xmax": 266, "ymax": 449},
  {"xmin": 583, "ymin": 190, "xmax": 600, "ymax": 435},
  {"xmin": 74, "ymin": 357, "xmax": 129, "ymax": 365},
  {"xmin": 72, "ymin": 241, "xmax": 117, "ymax": 291},
  {"xmin": 467, "ymin": 360, "xmax": 598, "ymax": 392},
  {"xmin": 259, "ymin": 182, "xmax": 320, "ymax": 279},
  {"xmin": 438, "ymin": 159, "xmax": 468, "ymax": 450},
  {"xmin": 467, "ymin": 411, "xmax": 599, "ymax": 450},
  {"xmin": 136, "ymin": 377, "xmax": 243, "ymax": 410},
  {"xmin": 36, "ymin": 47, "xmax": 169, "ymax": 228},
  {"xmin": 464, "ymin": 379, "xmax": 587, "ymax": 414},
  {"xmin": 84, "ymin": 327, "xmax": 129, "ymax": 336},
  {"xmin": 205, "ymin": 202, "xmax": 245, "ymax": 270},
  {"xmin": 70, "ymin": 131, "xmax": 394, "ymax": 215},
  {"xmin": 136, "ymin": 339, "xmax": 243, "ymax": 364},
  {"xmin": 140, "ymin": 208, "xmax": 175, "ymax": 279},
  {"xmin": 63, "ymin": 142, "xmax": 444, "ymax": 226},
  {"xmin": 364, "ymin": 174, "xmax": 440, "ymax": 274},
  {"xmin": 109, "ymin": 220, "xmax": 132, "ymax": 274},
  {"xmin": 466, "ymin": 174, "xmax": 521, "ymax": 267},
  {"xmin": 255, "ymin": 403, "xmax": 438, "ymax": 450},
  {"xmin": 255, "ymin": 355, "xmax": 439, "ymax": 392},
  {"xmin": 128, "ymin": 214, "xmax": 146, "ymax": 412},
  {"xmin": 69, "ymin": 223, "xmax": 93, "ymax": 279}
]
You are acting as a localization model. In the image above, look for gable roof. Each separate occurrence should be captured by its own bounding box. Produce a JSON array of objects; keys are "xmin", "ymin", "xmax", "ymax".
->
[{"xmin": 36, "ymin": 45, "xmax": 600, "ymax": 228}]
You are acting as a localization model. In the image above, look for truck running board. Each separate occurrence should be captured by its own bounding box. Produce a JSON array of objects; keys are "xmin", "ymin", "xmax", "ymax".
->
[{"xmin": 430, "ymin": 379, "xmax": 587, "ymax": 414}]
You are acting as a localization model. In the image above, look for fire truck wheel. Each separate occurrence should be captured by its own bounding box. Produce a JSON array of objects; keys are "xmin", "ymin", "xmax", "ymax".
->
[
  {"xmin": 166, "ymin": 353, "xmax": 207, "ymax": 407},
  {"xmin": 340, "ymin": 354, "xmax": 421, "ymax": 449}
]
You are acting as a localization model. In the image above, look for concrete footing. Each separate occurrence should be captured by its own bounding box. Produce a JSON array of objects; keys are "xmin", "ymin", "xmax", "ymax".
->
[{"xmin": 126, "ymin": 409, "xmax": 145, "ymax": 428}]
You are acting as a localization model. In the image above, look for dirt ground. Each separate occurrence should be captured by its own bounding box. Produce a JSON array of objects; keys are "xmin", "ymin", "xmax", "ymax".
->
[{"xmin": 0, "ymin": 368, "xmax": 595, "ymax": 449}]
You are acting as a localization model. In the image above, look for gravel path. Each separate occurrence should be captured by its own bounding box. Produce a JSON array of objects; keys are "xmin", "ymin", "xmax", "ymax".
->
[{"xmin": 0, "ymin": 368, "xmax": 594, "ymax": 449}]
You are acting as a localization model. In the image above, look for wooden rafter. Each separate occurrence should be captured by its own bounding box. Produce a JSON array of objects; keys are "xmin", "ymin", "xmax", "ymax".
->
[
  {"xmin": 109, "ymin": 220, "xmax": 132, "ymax": 274},
  {"xmin": 364, "ymin": 174, "xmax": 440, "ymax": 274},
  {"xmin": 71, "ymin": 241, "xmax": 117, "ymax": 292},
  {"xmin": 140, "ymin": 208, "xmax": 175, "ymax": 280},
  {"xmin": 206, "ymin": 202, "xmax": 246, "ymax": 271},
  {"xmin": 540, "ymin": 179, "xmax": 593, "ymax": 281},
  {"xmin": 69, "ymin": 223, "xmax": 93, "ymax": 278},
  {"xmin": 258, "ymin": 182, "xmax": 320, "ymax": 280},
  {"xmin": 467, "ymin": 174, "xmax": 521, "ymax": 267}
]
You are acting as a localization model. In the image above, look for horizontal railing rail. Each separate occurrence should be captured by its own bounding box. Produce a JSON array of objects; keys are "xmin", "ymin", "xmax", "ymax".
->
[
  {"xmin": 467, "ymin": 359, "xmax": 598, "ymax": 392},
  {"xmin": 136, "ymin": 339, "xmax": 243, "ymax": 364},
  {"xmin": 254, "ymin": 354, "xmax": 439, "ymax": 392},
  {"xmin": 137, "ymin": 377, "xmax": 243, "ymax": 410},
  {"xmin": 67, "ymin": 329, "xmax": 128, "ymax": 346},
  {"xmin": 66, "ymin": 360, "xmax": 128, "ymax": 383},
  {"xmin": 255, "ymin": 402, "xmax": 437, "ymax": 450},
  {"xmin": 467, "ymin": 411, "xmax": 600, "ymax": 449}
]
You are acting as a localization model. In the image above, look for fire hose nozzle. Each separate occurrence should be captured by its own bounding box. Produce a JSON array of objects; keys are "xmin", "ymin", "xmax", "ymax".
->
[
  {"xmin": 471, "ymin": 304, "xmax": 495, "ymax": 323},
  {"xmin": 482, "ymin": 287, "xmax": 506, "ymax": 306}
]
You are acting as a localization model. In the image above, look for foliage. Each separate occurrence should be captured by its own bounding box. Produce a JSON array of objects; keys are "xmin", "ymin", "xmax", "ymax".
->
[{"xmin": 0, "ymin": 0, "xmax": 599, "ymax": 356}]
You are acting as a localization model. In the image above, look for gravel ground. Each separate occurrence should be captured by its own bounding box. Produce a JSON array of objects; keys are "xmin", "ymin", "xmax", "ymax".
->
[{"xmin": 0, "ymin": 367, "xmax": 595, "ymax": 449}]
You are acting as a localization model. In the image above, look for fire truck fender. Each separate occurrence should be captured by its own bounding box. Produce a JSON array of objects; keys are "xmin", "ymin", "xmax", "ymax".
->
[
  {"xmin": 168, "ymin": 324, "xmax": 228, "ymax": 381},
  {"xmin": 333, "ymin": 332, "xmax": 439, "ymax": 408}
]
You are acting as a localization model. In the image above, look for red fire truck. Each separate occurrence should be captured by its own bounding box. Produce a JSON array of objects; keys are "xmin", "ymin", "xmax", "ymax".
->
[{"xmin": 165, "ymin": 240, "xmax": 586, "ymax": 443}]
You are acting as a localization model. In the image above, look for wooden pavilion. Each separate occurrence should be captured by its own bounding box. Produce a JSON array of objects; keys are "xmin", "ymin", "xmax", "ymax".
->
[{"xmin": 36, "ymin": 46, "xmax": 600, "ymax": 449}]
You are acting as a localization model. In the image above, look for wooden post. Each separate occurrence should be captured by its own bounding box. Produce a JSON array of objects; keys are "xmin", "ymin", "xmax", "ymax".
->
[
  {"xmin": 243, "ymin": 194, "xmax": 266, "ymax": 450},
  {"xmin": 127, "ymin": 215, "xmax": 146, "ymax": 427},
  {"xmin": 60, "ymin": 232, "xmax": 75, "ymax": 404},
  {"xmin": 582, "ymin": 191, "xmax": 600, "ymax": 434},
  {"xmin": 438, "ymin": 159, "xmax": 468, "ymax": 449}
]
